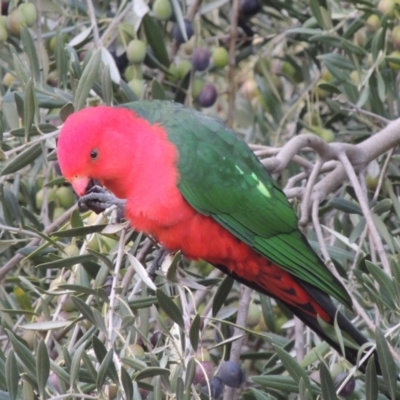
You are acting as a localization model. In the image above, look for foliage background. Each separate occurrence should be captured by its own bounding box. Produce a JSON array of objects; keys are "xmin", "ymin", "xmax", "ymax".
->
[{"xmin": 0, "ymin": 0, "xmax": 400, "ymax": 399}]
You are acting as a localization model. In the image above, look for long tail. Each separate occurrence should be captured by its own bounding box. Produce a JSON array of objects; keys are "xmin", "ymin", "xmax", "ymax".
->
[
  {"xmin": 286, "ymin": 281, "xmax": 379, "ymax": 374},
  {"xmin": 215, "ymin": 263, "xmax": 381, "ymax": 374}
]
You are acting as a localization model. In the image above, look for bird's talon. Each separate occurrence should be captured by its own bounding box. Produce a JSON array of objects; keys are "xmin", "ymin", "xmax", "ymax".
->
[
  {"xmin": 148, "ymin": 247, "xmax": 169, "ymax": 279},
  {"xmin": 78, "ymin": 190, "xmax": 127, "ymax": 215}
]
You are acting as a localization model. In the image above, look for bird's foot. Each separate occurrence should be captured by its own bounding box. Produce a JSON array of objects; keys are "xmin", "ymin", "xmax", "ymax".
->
[
  {"xmin": 148, "ymin": 247, "xmax": 170, "ymax": 279},
  {"xmin": 78, "ymin": 185, "xmax": 127, "ymax": 215}
]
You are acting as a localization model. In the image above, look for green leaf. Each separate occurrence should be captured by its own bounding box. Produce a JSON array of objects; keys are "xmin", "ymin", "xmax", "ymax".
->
[
  {"xmin": 299, "ymin": 378, "xmax": 310, "ymax": 400},
  {"xmin": 97, "ymin": 349, "xmax": 116, "ymax": 390},
  {"xmin": 1, "ymin": 143, "xmax": 42, "ymax": 176},
  {"xmin": 14, "ymin": 92, "xmax": 24, "ymax": 120},
  {"xmin": 171, "ymin": 0, "xmax": 187, "ymax": 41},
  {"xmin": 209, "ymin": 333, "xmax": 245, "ymax": 350},
  {"xmin": 60, "ymin": 102, "xmax": 75, "ymax": 123},
  {"xmin": 333, "ymin": 313, "xmax": 345, "ymax": 359},
  {"xmin": 128, "ymin": 296, "xmax": 158, "ymax": 309},
  {"xmin": 151, "ymin": 79, "xmax": 166, "ymax": 100},
  {"xmin": 21, "ymin": 27, "xmax": 41, "ymax": 82},
  {"xmin": 21, "ymin": 207, "xmax": 42, "ymax": 230},
  {"xmin": 92, "ymin": 336, "xmax": 107, "ymax": 363},
  {"xmin": 372, "ymin": 199, "xmax": 393, "ymax": 215},
  {"xmin": 371, "ymin": 214, "xmax": 394, "ymax": 253},
  {"xmin": 189, "ymin": 314, "xmax": 201, "ymax": 351},
  {"xmin": 251, "ymin": 388, "xmax": 277, "ymax": 400},
  {"xmin": 166, "ymin": 251, "xmax": 182, "ymax": 283},
  {"xmin": 357, "ymin": 84, "xmax": 370, "ymax": 108},
  {"xmin": 119, "ymin": 79, "xmax": 140, "ymax": 102},
  {"xmin": 101, "ymin": 64, "xmax": 113, "ymax": 105},
  {"xmin": 81, "ymin": 351, "xmax": 98, "ymax": 383},
  {"xmin": 156, "ymin": 289, "xmax": 184, "ymax": 329},
  {"xmin": 319, "ymin": 362, "xmax": 338, "ymax": 400},
  {"xmin": 143, "ymin": 15, "xmax": 170, "ymax": 67},
  {"xmin": 175, "ymin": 377, "xmax": 184, "ymax": 400},
  {"xmin": 366, "ymin": 260, "xmax": 396, "ymax": 307},
  {"xmin": 3, "ymin": 188, "xmax": 22, "ymax": 225},
  {"xmin": 371, "ymin": 28, "xmax": 386, "ymax": 61},
  {"xmin": 121, "ymin": 366, "xmax": 133, "ymax": 400},
  {"xmin": 23, "ymin": 78, "xmax": 37, "ymax": 141},
  {"xmin": 70, "ymin": 341, "xmax": 86, "ymax": 388},
  {"xmin": 70, "ymin": 209, "xmax": 84, "ymax": 228},
  {"xmin": 134, "ymin": 367, "xmax": 170, "ymax": 380},
  {"xmin": 36, "ymin": 339, "xmax": 50, "ymax": 398},
  {"xmin": 273, "ymin": 344, "xmax": 313, "ymax": 394},
  {"xmin": 92, "ymin": 308, "xmax": 107, "ymax": 333},
  {"xmin": 318, "ymin": 53, "xmax": 354, "ymax": 70},
  {"xmin": 58, "ymin": 284, "xmax": 99, "ymax": 296},
  {"xmin": 36, "ymin": 254, "xmax": 95, "ymax": 270},
  {"xmin": 5, "ymin": 350, "xmax": 19, "ymax": 400},
  {"xmin": 74, "ymin": 49, "xmax": 101, "ymax": 110},
  {"xmin": 184, "ymin": 358, "xmax": 196, "ymax": 390},
  {"xmin": 50, "ymin": 359, "xmax": 71, "ymax": 384},
  {"xmin": 375, "ymin": 328, "xmax": 397, "ymax": 400},
  {"xmin": 52, "ymin": 225, "xmax": 108, "ymax": 237},
  {"xmin": 126, "ymin": 253, "xmax": 157, "ymax": 291},
  {"xmin": 6, "ymin": 330, "xmax": 36, "ymax": 381},
  {"xmin": 22, "ymin": 320, "xmax": 71, "ymax": 331},
  {"xmin": 21, "ymin": 382, "xmax": 35, "ymax": 400},
  {"xmin": 212, "ymin": 275, "xmax": 234, "ymax": 317},
  {"xmin": 328, "ymin": 198, "xmax": 362, "ymax": 214},
  {"xmin": 252, "ymin": 375, "xmax": 321, "ymax": 395},
  {"xmin": 366, "ymin": 355, "xmax": 378, "ymax": 400},
  {"xmin": 55, "ymin": 30, "xmax": 69, "ymax": 88},
  {"xmin": 12, "ymin": 54, "xmax": 29, "ymax": 86},
  {"xmin": 309, "ymin": 0, "xmax": 325, "ymax": 29},
  {"xmin": 71, "ymin": 296, "xmax": 96, "ymax": 325},
  {"xmin": 174, "ymin": 72, "xmax": 191, "ymax": 104}
]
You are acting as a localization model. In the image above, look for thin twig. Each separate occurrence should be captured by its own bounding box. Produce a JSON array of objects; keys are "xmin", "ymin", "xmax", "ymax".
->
[
  {"xmin": 338, "ymin": 151, "xmax": 390, "ymax": 275},
  {"xmin": 86, "ymin": 0, "xmax": 100, "ymax": 47},
  {"xmin": 299, "ymin": 158, "xmax": 324, "ymax": 225},
  {"xmin": 372, "ymin": 147, "xmax": 395, "ymax": 202},
  {"xmin": 188, "ymin": 269, "xmax": 223, "ymax": 315},
  {"xmin": 108, "ymin": 225, "xmax": 127, "ymax": 347},
  {"xmin": 0, "ymin": 205, "xmax": 78, "ymax": 281},
  {"xmin": 294, "ymin": 318, "xmax": 305, "ymax": 362},
  {"xmin": 311, "ymin": 199, "xmax": 377, "ymax": 332},
  {"xmin": 4, "ymin": 129, "xmax": 59, "ymax": 158},
  {"xmin": 222, "ymin": 285, "xmax": 252, "ymax": 400},
  {"xmin": 0, "ymin": 224, "xmax": 41, "ymax": 238},
  {"xmin": 226, "ymin": 0, "xmax": 240, "ymax": 128},
  {"xmin": 340, "ymin": 101, "xmax": 391, "ymax": 125},
  {"xmin": 121, "ymin": 238, "xmax": 153, "ymax": 295},
  {"xmin": 336, "ymin": 321, "xmax": 400, "ymax": 395},
  {"xmin": 99, "ymin": 3, "xmax": 131, "ymax": 46}
]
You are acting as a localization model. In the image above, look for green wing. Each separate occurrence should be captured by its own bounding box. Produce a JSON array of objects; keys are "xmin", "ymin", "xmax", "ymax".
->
[{"xmin": 123, "ymin": 101, "xmax": 351, "ymax": 308}]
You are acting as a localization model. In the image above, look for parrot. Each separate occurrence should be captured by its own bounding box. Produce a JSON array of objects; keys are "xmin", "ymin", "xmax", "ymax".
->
[{"xmin": 57, "ymin": 100, "xmax": 378, "ymax": 372}]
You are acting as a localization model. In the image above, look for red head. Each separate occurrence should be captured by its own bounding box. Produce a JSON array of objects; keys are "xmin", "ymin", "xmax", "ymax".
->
[{"xmin": 57, "ymin": 106, "xmax": 141, "ymax": 198}]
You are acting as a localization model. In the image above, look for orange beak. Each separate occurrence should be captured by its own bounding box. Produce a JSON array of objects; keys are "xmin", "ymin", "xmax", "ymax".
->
[{"xmin": 71, "ymin": 176, "xmax": 91, "ymax": 197}]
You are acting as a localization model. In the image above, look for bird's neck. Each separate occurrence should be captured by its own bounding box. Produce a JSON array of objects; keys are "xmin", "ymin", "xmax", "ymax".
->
[{"xmin": 104, "ymin": 120, "xmax": 180, "ymax": 205}]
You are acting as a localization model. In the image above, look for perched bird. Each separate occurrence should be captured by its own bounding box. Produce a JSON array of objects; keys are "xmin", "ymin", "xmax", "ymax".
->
[{"xmin": 57, "ymin": 100, "xmax": 376, "ymax": 371}]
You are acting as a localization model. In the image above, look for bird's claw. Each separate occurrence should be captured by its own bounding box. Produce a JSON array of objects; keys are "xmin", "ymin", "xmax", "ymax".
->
[
  {"xmin": 78, "ymin": 185, "xmax": 127, "ymax": 215},
  {"xmin": 148, "ymin": 247, "xmax": 170, "ymax": 279}
]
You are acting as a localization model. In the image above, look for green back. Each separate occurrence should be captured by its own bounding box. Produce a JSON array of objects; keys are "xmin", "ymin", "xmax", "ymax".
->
[{"xmin": 122, "ymin": 101, "xmax": 352, "ymax": 308}]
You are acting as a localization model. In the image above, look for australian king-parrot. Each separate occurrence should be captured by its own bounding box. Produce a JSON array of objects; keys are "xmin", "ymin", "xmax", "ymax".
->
[{"xmin": 57, "ymin": 100, "xmax": 377, "ymax": 371}]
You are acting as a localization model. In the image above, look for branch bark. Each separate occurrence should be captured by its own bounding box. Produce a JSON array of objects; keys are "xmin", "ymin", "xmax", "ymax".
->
[{"xmin": 255, "ymin": 117, "xmax": 400, "ymax": 208}]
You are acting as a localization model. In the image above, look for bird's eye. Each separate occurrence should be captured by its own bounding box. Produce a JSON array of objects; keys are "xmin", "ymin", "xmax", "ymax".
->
[{"xmin": 90, "ymin": 149, "xmax": 99, "ymax": 160}]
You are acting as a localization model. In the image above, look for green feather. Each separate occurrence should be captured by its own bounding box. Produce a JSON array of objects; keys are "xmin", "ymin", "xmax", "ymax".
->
[{"xmin": 122, "ymin": 101, "xmax": 352, "ymax": 309}]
